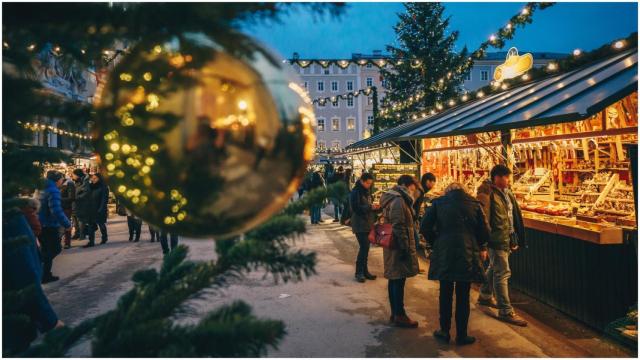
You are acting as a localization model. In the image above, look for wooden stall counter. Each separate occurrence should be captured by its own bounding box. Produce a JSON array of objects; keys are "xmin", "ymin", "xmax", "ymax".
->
[{"xmin": 522, "ymin": 212, "xmax": 624, "ymax": 245}]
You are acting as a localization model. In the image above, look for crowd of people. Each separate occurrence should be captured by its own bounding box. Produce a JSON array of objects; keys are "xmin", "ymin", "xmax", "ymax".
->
[{"xmin": 305, "ymin": 163, "xmax": 529, "ymax": 345}]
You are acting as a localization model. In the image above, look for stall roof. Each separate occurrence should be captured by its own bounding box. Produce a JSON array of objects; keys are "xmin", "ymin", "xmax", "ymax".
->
[{"xmin": 346, "ymin": 48, "xmax": 637, "ymax": 150}]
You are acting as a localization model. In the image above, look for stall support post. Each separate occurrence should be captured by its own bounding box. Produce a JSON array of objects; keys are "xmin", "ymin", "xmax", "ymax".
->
[{"xmin": 501, "ymin": 129, "xmax": 514, "ymax": 171}]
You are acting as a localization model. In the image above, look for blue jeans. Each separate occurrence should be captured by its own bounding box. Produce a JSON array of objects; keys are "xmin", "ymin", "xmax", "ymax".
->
[
  {"xmin": 479, "ymin": 249, "xmax": 514, "ymax": 316},
  {"xmin": 332, "ymin": 198, "xmax": 343, "ymax": 220},
  {"xmin": 388, "ymin": 278, "xmax": 407, "ymax": 316},
  {"xmin": 310, "ymin": 205, "xmax": 322, "ymax": 224}
]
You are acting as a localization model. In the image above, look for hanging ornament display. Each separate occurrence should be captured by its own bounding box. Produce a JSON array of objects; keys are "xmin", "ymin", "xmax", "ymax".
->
[{"xmin": 94, "ymin": 33, "xmax": 315, "ymax": 238}]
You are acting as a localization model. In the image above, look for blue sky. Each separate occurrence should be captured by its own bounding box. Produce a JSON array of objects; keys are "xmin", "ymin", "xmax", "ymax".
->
[{"xmin": 244, "ymin": 2, "xmax": 638, "ymax": 58}]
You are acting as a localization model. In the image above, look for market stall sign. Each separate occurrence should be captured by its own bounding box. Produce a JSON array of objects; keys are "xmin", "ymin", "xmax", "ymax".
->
[{"xmin": 494, "ymin": 47, "xmax": 533, "ymax": 81}]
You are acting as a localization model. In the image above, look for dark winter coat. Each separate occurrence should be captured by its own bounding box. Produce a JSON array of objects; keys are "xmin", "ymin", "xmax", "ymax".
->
[
  {"xmin": 3, "ymin": 212, "xmax": 59, "ymax": 349},
  {"xmin": 21, "ymin": 199, "xmax": 42, "ymax": 238},
  {"xmin": 476, "ymin": 180, "xmax": 526, "ymax": 250},
  {"xmin": 74, "ymin": 176, "xmax": 92, "ymax": 220},
  {"xmin": 349, "ymin": 180, "xmax": 374, "ymax": 233},
  {"xmin": 309, "ymin": 172, "xmax": 325, "ymax": 190},
  {"xmin": 380, "ymin": 186, "xmax": 420, "ymax": 280},
  {"xmin": 89, "ymin": 181, "xmax": 110, "ymax": 224},
  {"xmin": 38, "ymin": 179, "xmax": 71, "ymax": 229},
  {"xmin": 420, "ymin": 189, "xmax": 490, "ymax": 283},
  {"xmin": 60, "ymin": 180, "xmax": 75, "ymax": 211}
]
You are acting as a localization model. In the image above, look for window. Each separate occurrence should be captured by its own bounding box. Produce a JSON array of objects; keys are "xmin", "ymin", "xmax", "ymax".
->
[
  {"xmin": 366, "ymin": 77, "xmax": 373, "ymax": 87},
  {"xmin": 347, "ymin": 81, "xmax": 354, "ymax": 91},
  {"xmin": 381, "ymin": 79, "xmax": 387, "ymax": 88},
  {"xmin": 317, "ymin": 140, "xmax": 326, "ymax": 149},
  {"xmin": 366, "ymin": 63, "xmax": 372, "ymax": 68},
  {"xmin": 367, "ymin": 97, "xmax": 373, "ymax": 105},
  {"xmin": 367, "ymin": 115, "xmax": 374, "ymax": 126},
  {"xmin": 481, "ymin": 71, "xmax": 488, "ymax": 81},
  {"xmin": 464, "ymin": 72, "xmax": 471, "ymax": 81},
  {"xmin": 346, "ymin": 96, "xmax": 354, "ymax": 108},
  {"xmin": 331, "ymin": 81, "xmax": 338, "ymax": 92},
  {"xmin": 304, "ymin": 81, "xmax": 308, "ymax": 89},
  {"xmin": 317, "ymin": 81, "xmax": 324, "ymax": 92},
  {"xmin": 331, "ymin": 117, "xmax": 340, "ymax": 131},
  {"xmin": 324, "ymin": 69, "xmax": 330, "ymax": 75},
  {"xmin": 317, "ymin": 118, "xmax": 325, "ymax": 131},
  {"xmin": 347, "ymin": 117, "xmax": 355, "ymax": 131},
  {"xmin": 332, "ymin": 140, "xmax": 341, "ymax": 149},
  {"xmin": 331, "ymin": 98, "xmax": 339, "ymax": 108}
]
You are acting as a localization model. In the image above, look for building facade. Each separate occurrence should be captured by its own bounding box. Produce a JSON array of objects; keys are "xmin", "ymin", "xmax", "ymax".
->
[{"xmin": 290, "ymin": 50, "xmax": 566, "ymax": 153}]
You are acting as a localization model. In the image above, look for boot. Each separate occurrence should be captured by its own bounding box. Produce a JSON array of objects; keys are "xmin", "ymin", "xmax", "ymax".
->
[
  {"xmin": 456, "ymin": 336, "xmax": 476, "ymax": 345},
  {"xmin": 83, "ymin": 242, "xmax": 95, "ymax": 248},
  {"xmin": 355, "ymin": 274, "xmax": 366, "ymax": 283},
  {"xmin": 393, "ymin": 315, "xmax": 418, "ymax": 328},
  {"xmin": 433, "ymin": 329, "xmax": 450, "ymax": 343},
  {"xmin": 364, "ymin": 271, "xmax": 377, "ymax": 280}
]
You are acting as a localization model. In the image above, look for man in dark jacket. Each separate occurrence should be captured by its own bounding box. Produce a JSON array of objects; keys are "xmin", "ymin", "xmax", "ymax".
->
[
  {"xmin": 4, "ymin": 210, "xmax": 63, "ymax": 353},
  {"xmin": 84, "ymin": 173, "xmax": 109, "ymax": 247},
  {"xmin": 308, "ymin": 171, "xmax": 325, "ymax": 224},
  {"xmin": 349, "ymin": 172, "xmax": 378, "ymax": 283},
  {"xmin": 421, "ymin": 182, "xmax": 489, "ymax": 345},
  {"xmin": 71, "ymin": 169, "xmax": 90, "ymax": 241},
  {"xmin": 476, "ymin": 164, "xmax": 527, "ymax": 327},
  {"xmin": 38, "ymin": 171, "xmax": 72, "ymax": 283},
  {"xmin": 60, "ymin": 175, "xmax": 75, "ymax": 249},
  {"xmin": 329, "ymin": 166, "xmax": 346, "ymax": 223}
]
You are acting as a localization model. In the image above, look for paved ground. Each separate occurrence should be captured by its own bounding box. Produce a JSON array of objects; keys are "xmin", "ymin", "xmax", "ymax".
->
[{"xmin": 44, "ymin": 210, "xmax": 635, "ymax": 357}]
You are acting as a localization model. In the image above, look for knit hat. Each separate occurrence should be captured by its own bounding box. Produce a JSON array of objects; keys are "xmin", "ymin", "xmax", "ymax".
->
[
  {"xmin": 46, "ymin": 170, "xmax": 63, "ymax": 182},
  {"xmin": 73, "ymin": 168, "xmax": 85, "ymax": 178}
]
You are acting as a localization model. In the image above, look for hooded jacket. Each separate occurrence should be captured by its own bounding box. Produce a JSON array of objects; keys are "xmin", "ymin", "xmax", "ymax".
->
[
  {"xmin": 421, "ymin": 189, "xmax": 489, "ymax": 283},
  {"xmin": 379, "ymin": 185, "xmax": 419, "ymax": 280},
  {"xmin": 38, "ymin": 179, "xmax": 71, "ymax": 229},
  {"xmin": 476, "ymin": 180, "xmax": 526, "ymax": 250}
]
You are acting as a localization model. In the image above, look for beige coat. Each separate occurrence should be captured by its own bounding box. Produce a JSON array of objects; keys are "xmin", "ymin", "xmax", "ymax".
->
[{"xmin": 379, "ymin": 186, "xmax": 420, "ymax": 280}]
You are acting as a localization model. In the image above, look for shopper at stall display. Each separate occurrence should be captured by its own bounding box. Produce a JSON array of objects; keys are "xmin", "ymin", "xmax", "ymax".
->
[
  {"xmin": 349, "ymin": 172, "xmax": 379, "ymax": 283},
  {"xmin": 308, "ymin": 171, "xmax": 326, "ymax": 225},
  {"xmin": 60, "ymin": 175, "xmax": 76, "ymax": 249},
  {"xmin": 83, "ymin": 173, "xmax": 109, "ymax": 248},
  {"xmin": 38, "ymin": 170, "xmax": 72, "ymax": 284},
  {"xmin": 476, "ymin": 164, "xmax": 528, "ymax": 327},
  {"xmin": 329, "ymin": 166, "xmax": 347, "ymax": 223},
  {"xmin": 413, "ymin": 173, "xmax": 437, "ymax": 255},
  {"xmin": 380, "ymin": 175, "xmax": 420, "ymax": 328},
  {"xmin": 420, "ymin": 182, "xmax": 490, "ymax": 345},
  {"xmin": 71, "ymin": 169, "xmax": 90, "ymax": 241}
]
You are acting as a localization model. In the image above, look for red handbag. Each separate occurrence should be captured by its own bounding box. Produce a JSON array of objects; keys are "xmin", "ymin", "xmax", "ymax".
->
[{"xmin": 368, "ymin": 216, "xmax": 394, "ymax": 248}]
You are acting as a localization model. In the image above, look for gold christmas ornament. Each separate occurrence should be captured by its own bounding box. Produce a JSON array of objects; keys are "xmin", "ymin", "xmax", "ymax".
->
[{"xmin": 94, "ymin": 33, "xmax": 315, "ymax": 238}]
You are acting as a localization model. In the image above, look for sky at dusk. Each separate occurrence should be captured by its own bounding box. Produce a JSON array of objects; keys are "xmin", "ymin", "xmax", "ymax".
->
[{"xmin": 244, "ymin": 2, "xmax": 638, "ymax": 59}]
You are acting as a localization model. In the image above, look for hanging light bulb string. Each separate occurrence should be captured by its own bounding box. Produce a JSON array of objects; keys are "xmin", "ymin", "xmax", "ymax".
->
[
  {"xmin": 311, "ymin": 86, "xmax": 374, "ymax": 105},
  {"xmin": 380, "ymin": 31, "xmax": 636, "ymax": 122},
  {"xmin": 17, "ymin": 121, "xmax": 93, "ymax": 140}
]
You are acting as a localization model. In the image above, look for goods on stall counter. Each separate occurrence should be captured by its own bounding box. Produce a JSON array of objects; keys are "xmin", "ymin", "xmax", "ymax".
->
[
  {"xmin": 512, "ymin": 168, "xmax": 554, "ymax": 201},
  {"xmin": 595, "ymin": 182, "xmax": 636, "ymax": 217},
  {"xmin": 519, "ymin": 200, "xmax": 572, "ymax": 217}
]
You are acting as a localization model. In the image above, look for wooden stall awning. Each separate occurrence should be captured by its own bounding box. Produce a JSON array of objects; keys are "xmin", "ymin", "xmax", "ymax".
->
[{"xmin": 346, "ymin": 48, "xmax": 637, "ymax": 150}]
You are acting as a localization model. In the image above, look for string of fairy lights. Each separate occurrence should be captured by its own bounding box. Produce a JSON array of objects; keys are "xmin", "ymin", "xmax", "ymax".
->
[
  {"xmin": 311, "ymin": 87, "xmax": 374, "ymax": 105},
  {"xmin": 18, "ymin": 121, "xmax": 93, "ymax": 140},
  {"xmin": 379, "ymin": 2, "xmax": 556, "ymax": 119},
  {"xmin": 379, "ymin": 36, "xmax": 633, "ymax": 122}
]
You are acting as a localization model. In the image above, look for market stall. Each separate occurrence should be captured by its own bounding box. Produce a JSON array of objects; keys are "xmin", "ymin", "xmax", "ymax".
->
[{"xmin": 349, "ymin": 48, "xmax": 638, "ymax": 334}]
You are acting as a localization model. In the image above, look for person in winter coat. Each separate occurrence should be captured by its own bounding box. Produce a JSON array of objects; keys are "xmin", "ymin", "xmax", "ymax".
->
[
  {"xmin": 126, "ymin": 208, "xmax": 142, "ymax": 242},
  {"xmin": 308, "ymin": 171, "xmax": 325, "ymax": 224},
  {"xmin": 379, "ymin": 175, "xmax": 420, "ymax": 328},
  {"xmin": 21, "ymin": 197, "xmax": 42, "ymax": 239},
  {"xmin": 421, "ymin": 182, "xmax": 490, "ymax": 345},
  {"xmin": 149, "ymin": 225, "xmax": 160, "ymax": 242},
  {"xmin": 4, "ymin": 209, "xmax": 63, "ymax": 354},
  {"xmin": 412, "ymin": 173, "xmax": 437, "ymax": 255},
  {"xmin": 60, "ymin": 176, "xmax": 75, "ymax": 249},
  {"xmin": 38, "ymin": 171, "xmax": 72, "ymax": 283},
  {"xmin": 349, "ymin": 172, "xmax": 379, "ymax": 282},
  {"xmin": 476, "ymin": 164, "xmax": 528, "ymax": 327},
  {"xmin": 71, "ymin": 169, "xmax": 90, "ymax": 240},
  {"xmin": 84, "ymin": 173, "xmax": 109, "ymax": 247},
  {"xmin": 329, "ymin": 166, "xmax": 346, "ymax": 222}
]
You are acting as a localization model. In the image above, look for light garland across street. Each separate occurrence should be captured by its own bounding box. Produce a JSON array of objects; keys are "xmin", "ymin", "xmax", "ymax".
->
[{"xmin": 18, "ymin": 121, "xmax": 92, "ymax": 140}]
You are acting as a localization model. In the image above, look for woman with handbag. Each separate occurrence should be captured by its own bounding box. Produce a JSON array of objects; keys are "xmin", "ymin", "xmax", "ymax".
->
[
  {"xmin": 379, "ymin": 175, "xmax": 420, "ymax": 328},
  {"xmin": 420, "ymin": 182, "xmax": 490, "ymax": 345}
]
